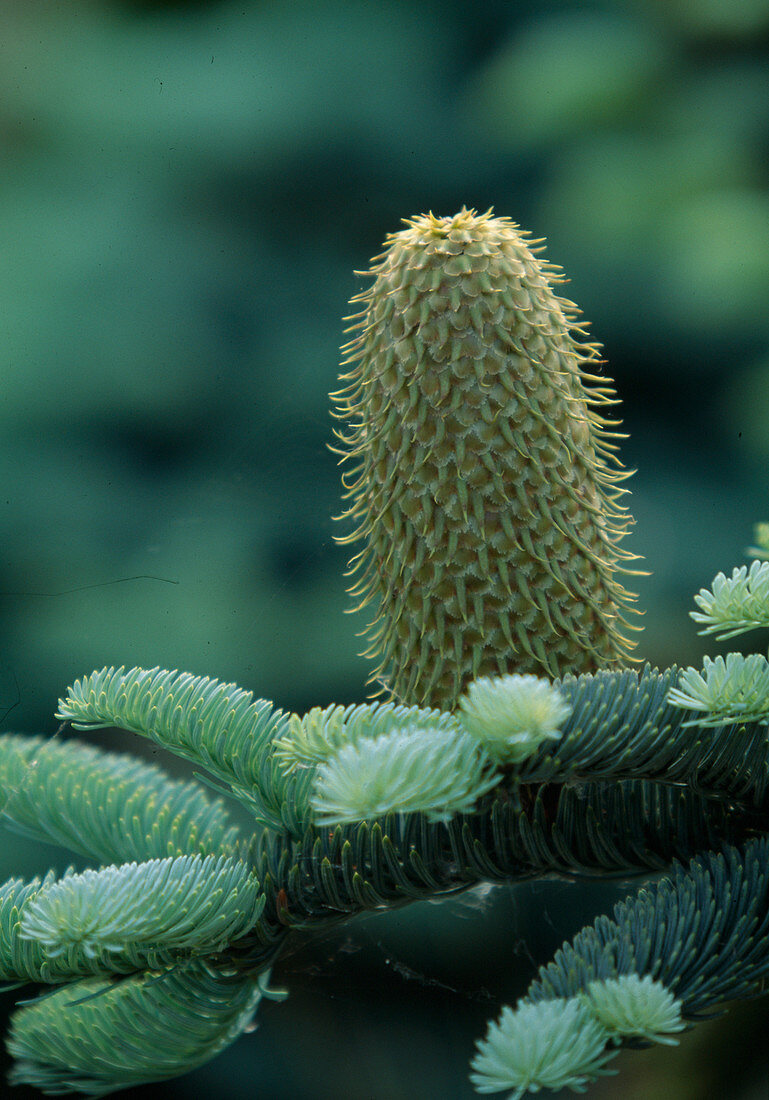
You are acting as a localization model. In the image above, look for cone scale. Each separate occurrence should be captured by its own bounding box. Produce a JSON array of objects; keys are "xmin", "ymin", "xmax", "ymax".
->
[{"xmin": 333, "ymin": 208, "xmax": 643, "ymax": 709}]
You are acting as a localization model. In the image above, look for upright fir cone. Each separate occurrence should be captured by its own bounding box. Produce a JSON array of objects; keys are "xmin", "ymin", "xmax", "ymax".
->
[{"xmin": 332, "ymin": 208, "xmax": 644, "ymax": 710}]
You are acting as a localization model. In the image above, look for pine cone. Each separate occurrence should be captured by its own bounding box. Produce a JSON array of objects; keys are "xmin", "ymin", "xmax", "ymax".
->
[{"xmin": 333, "ymin": 208, "xmax": 644, "ymax": 709}]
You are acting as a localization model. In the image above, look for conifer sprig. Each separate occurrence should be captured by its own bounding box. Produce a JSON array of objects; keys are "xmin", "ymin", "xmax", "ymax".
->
[
  {"xmin": 0, "ymin": 734, "xmax": 240, "ymax": 864},
  {"xmin": 310, "ymin": 726, "xmax": 499, "ymax": 825},
  {"xmin": 54, "ymin": 665, "xmax": 293, "ymax": 830},
  {"xmin": 582, "ymin": 975, "xmax": 684, "ymax": 1045},
  {"xmin": 458, "ymin": 674, "xmax": 572, "ymax": 764},
  {"xmin": 273, "ymin": 700, "xmax": 459, "ymax": 774},
  {"xmin": 470, "ymin": 999, "xmax": 617, "ymax": 1098},
  {"xmin": 18, "ymin": 855, "xmax": 264, "ymax": 961},
  {"xmin": 668, "ymin": 653, "xmax": 769, "ymax": 727},
  {"xmin": 690, "ymin": 560, "xmax": 769, "ymax": 639},
  {"xmin": 472, "ymin": 841, "xmax": 769, "ymax": 1098},
  {"xmin": 7, "ymin": 961, "xmax": 269, "ymax": 1097}
]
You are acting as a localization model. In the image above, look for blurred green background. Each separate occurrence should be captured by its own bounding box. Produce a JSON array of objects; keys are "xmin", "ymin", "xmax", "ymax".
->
[{"xmin": 1, "ymin": 0, "xmax": 769, "ymax": 1096}]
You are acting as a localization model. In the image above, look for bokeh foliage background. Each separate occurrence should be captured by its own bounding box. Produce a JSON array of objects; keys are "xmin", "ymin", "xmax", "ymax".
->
[{"xmin": 1, "ymin": 0, "xmax": 769, "ymax": 1096}]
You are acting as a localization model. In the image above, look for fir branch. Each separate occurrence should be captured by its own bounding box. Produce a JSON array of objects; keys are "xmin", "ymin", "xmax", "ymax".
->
[
  {"xmin": 7, "ymin": 959, "xmax": 269, "ymax": 1096},
  {"xmin": 53, "ymin": 664, "xmax": 769, "ymax": 849},
  {"xmin": 690, "ymin": 560, "xmax": 769, "ymax": 639},
  {"xmin": 667, "ymin": 654, "xmax": 769, "ymax": 727},
  {"xmin": 470, "ymin": 999, "xmax": 617, "ymax": 1098},
  {"xmin": 273, "ymin": 700, "xmax": 459, "ymax": 774},
  {"xmin": 0, "ymin": 734, "xmax": 241, "ymax": 864},
  {"xmin": 516, "ymin": 666, "xmax": 769, "ymax": 804},
  {"xmin": 526, "ymin": 838, "xmax": 769, "ymax": 1017},
  {"xmin": 55, "ymin": 666, "xmax": 293, "ymax": 831},
  {"xmin": 458, "ymin": 674, "xmax": 572, "ymax": 764},
  {"xmin": 0, "ymin": 875, "xmax": 122, "ymax": 987},
  {"xmin": 470, "ymin": 978, "xmax": 685, "ymax": 1098},
  {"xmin": 581, "ymin": 975, "xmax": 685, "ymax": 1045},
  {"xmin": 0, "ymin": 862, "xmax": 267, "ymax": 994},
  {"xmin": 18, "ymin": 855, "xmax": 264, "ymax": 962},
  {"xmin": 310, "ymin": 726, "xmax": 499, "ymax": 826},
  {"xmin": 253, "ymin": 780, "xmax": 754, "ymax": 926},
  {"xmin": 470, "ymin": 841, "xmax": 769, "ymax": 1096}
]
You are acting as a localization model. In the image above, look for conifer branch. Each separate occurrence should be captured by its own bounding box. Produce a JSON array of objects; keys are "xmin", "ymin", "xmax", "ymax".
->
[
  {"xmin": 0, "ymin": 734, "xmax": 241, "ymax": 864},
  {"xmin": 54, "ymin": 666, "xmax": 300, "ymax": 834},
  {"xmin": 18, "ymin": 855, "xmax": 264, "ymax": 962},
  {"xmin": 471, "ymin": 840, "xmax": 769, "ymax": 1097},
  {"xmin": 7, "ymin": 960, "xmax": 273, "ymax": 1097}
]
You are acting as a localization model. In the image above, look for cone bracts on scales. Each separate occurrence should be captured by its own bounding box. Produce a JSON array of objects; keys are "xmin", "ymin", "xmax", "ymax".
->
[{"xmin": 332, "ymin": 208, "xmax": 644, "ymax": 710}]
